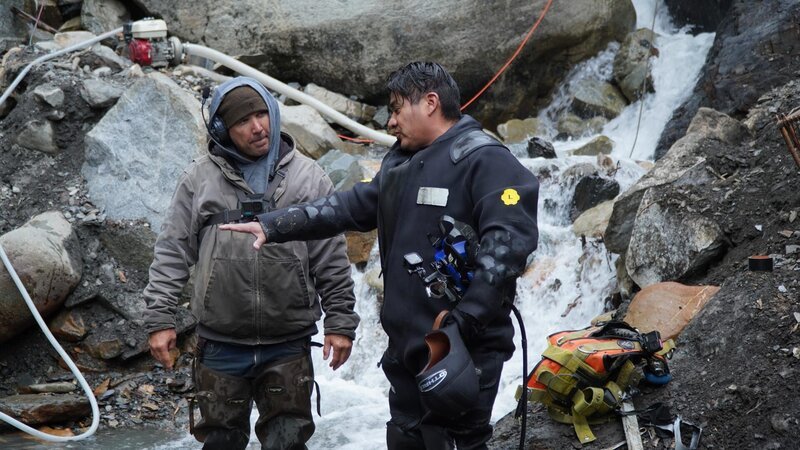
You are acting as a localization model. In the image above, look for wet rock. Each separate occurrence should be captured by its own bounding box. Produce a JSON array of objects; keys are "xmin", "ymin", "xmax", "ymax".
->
[
  {"xmin": 605, "ymin": 108, "xmax": 738, "ymax": 255},
  {"xmin": 79, "ymin": 78, "xmax": 123, "ymax": 109},
  {"xmin": 372, "ymin": 105, "xmax": 389, "ymax": 128},
  {"xmin": 527, "ymin": 136, "xmax": 556, "ymax": 159},
  {"xmin": 33, "ymin": 84, "xmax": 65, "ymax": 108},
  {"xmin": 562, "ymin": 162, "xmax": 597, "ymax": 180},
  {"xmin": 556, "ymin": 113, "xmax": 607, "ymax": 139},
  {"xmin": 15, "ymin": 120, "xmax": 58, "ymax": 154},
  {"xmin": 81, "ymin": 0, "xmax": 130, "ymax": 36},
  {"xmin": 497, "ymin": 117, "xmax": 544, "ymax": 144},
  {"xmin": 82, "ymin": 73, "xmax": 205, "ymax": 231},
  {"xmin": 364, "ymin": 266, "xmax": 384, "ymax": 295},
  {"xmin": 572, "ymin": 200, "xmax": 615, "ymax": 239},
  {"xmin": 316, "ymin": 149, "xmax": 364, "ymax": 191},
  {"xmin": 613, "ymin": 28, "xmax": 659, "ymax": 102},
  {"xmin": 571, "ymin": 78, "xmax": 628, "ymax": 120},
  {"xmin": 345, "ymin": 230, "xmax": 377, "ymax": 266},
  {"xmin": 304, "ymin": 83, "xmax": 376, "ymax": 123},
  {"xmin": 570, "ymin": 135, "xmax": 614, "ymax": 156},
  {"xmin": 625, "ymin": 188, "xmax": 727, "ymax": 287},
  {"xmin": 83, "ymin": 334, "xmax": 123, "ymax": 360},
  {"xmin": 0, "ymin": 212, "xmax": 82, "ymax": 344},
  {"xmin": 572, "ymin": 174, "xmax": 619, "ymax": 220},
  {"xmin": 664, "ymin": 0, "xmax": 734, "ymax": 34},
  {"xmin": 48, "ymin": 309, "xmax": 88, "ymax": 342},
  {"xmin": 624, "ymin": 282, "xmax": 720, "ymax": 340},
  {"xmin": 52, "ymin": 31, "xmax": 96, "ymax": 49},
  {"xmin": 21, "ymin": 382, "xmax": 77, "ymax": 394},
  {"xmin": 0, "ymin": 393, "xmax": 90, "ymax": 426},
  {"xmin": 278, "ymin": 103, "xmax": 345, "ymax": 160}
]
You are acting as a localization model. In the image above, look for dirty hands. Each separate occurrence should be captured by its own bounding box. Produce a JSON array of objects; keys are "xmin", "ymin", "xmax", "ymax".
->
[
  {"xmin": 148, "ymin": 328, "xmax": 177, "ymax": 370},
  {"xmin": 219, "ymin": 222, "xmax": 267, "ymax": 249},
  {"xmin": 323, "ymin": 334, "xmax": 353, "ymax": 370}
]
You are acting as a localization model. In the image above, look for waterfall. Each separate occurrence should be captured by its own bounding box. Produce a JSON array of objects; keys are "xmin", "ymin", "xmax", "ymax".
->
[{"xmin": 145, "ymin": 1, "xmax": 714, "ymax": 449}]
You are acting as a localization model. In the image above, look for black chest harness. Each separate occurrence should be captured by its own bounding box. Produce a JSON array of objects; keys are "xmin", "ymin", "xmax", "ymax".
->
[{"xmin": 203, "ymin": 169, "xmax": 286, "ymax": 228}]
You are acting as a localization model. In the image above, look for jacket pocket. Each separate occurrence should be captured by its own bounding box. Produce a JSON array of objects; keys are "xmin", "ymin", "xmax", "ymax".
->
[
  {"xmin": 201, "ymin": 257, "xmax": 257, "ymax": 337},
  {"xmin": 255, "ymin": 249, "xmax": 318, "ymax": 337}
]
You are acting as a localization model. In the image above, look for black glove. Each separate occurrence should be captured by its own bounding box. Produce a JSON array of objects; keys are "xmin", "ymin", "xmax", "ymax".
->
[{"xmin": 442, "ymin": 308, "xmax": 482, "ymax": 345}]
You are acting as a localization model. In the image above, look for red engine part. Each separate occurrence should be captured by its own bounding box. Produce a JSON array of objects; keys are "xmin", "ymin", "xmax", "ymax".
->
[{"xmin": 128, "ymin": 39, "xmax": 153, "ymax": 66}]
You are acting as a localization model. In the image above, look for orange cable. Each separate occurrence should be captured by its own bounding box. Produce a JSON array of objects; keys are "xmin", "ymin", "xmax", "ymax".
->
[
  {"xmin": 337, "ymin": 134, "xmax": 374, "ymax": 144},
  {"xmin": 460, "ymin": 0, "xmax": 554, "ymax": 111}
]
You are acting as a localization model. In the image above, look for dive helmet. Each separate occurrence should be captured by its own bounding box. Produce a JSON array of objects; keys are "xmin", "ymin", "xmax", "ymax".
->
[{"xmin": 416, "ymin": 310, "xmax": 480, "ymax": 416}]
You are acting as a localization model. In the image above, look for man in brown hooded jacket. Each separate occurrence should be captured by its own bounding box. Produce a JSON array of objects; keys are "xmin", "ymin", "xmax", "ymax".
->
[{"xmin": 143, "ymin": 77, "xmax": 359, "ymax": 450}]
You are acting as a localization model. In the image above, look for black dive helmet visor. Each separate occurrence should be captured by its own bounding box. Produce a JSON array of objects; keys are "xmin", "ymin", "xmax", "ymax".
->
[{"xmin": 416, "ymin": 311, "xmax": 480, "ymax": 416}]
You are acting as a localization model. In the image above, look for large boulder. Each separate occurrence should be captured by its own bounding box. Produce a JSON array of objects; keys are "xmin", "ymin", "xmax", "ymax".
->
[
  {"xmin": 625, "ymin": 188, "xmax": 727, "ymax": 288},
  {"xmin": 0, "ymin": 0, "xmax": 25, "ymax": 49},
  {"xmin": 656, "ymin": 0, "xmax": 800, "ymax": 158},
  {"xmin": 135, "ymin": 0, "xmax": 635, "ymax": 126},
  {"xmin": 81, "ymin": 0, "xmax": 130, "ymax": 36},
  {"xmin": 664, "ymin": 0, "xmax": 734, "ymax": 33},
  {"xmin": 279, "ymin": 103, "xmax": 345, "ymax": 159},
  {"xmin": 0, "ymin": 212, "xmax": 82, "ymax": 344},
  {"xmin": 82, "ymin": 72, "xmax": 206, "ymax": 231},
  {"xmin": 605, "ymin": 108, "xmax": 747, "ymax": 255}
]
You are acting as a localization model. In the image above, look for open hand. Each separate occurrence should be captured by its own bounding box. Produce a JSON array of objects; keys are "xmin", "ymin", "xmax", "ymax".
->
[{"xmin": 219, "ymin": 222, "xmax": 267, "ymax": 249}]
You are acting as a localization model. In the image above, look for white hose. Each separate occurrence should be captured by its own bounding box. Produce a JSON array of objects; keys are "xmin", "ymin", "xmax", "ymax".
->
[
  {"xmin": 182, "ymin": 43, "xmax": 397, "ymax": 147},
  {"xmin": 0, "ymin": 243, "xmax": 100, "ymax": 441},
  {"xmin": 0, "ymin": 27, "xmax": 123, "ymax": 109}
]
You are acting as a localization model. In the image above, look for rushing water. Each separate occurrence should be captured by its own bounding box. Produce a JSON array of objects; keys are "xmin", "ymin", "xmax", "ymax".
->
[{"xmin": 0, "ymin": 1, "xmax": 714, "ymax": 449}]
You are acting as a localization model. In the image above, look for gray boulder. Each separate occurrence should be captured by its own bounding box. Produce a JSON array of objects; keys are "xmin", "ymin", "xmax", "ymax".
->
[
  {"xmin": 80, "ymin": 78, "xmax": 124, "ymax": 109},
  {"xmin": 82, "ymin": 73, "xmax": 206, "ymax": 231},
  {"xmin": 81, "ymin": 0, "xmax": 130, "ymax": 36},
  {"xmin": 0, "ymin": 212, "xmax": 82, "ymax": 344},
  {"xmin": 135, "ymin": 0, "xmax": 635, "ymax": 125},
  {"xmin": 316, "ymin": 149, "xmax": 365, "ymax": 192},
  {"xmin": 613, "ymin": 28, "xmax": 658, "ymax": 102},
  {"xmin": 625, "ymin": 189, "xmax": 726, "ymax": 287},
  {"xmin": 605, "ymin": 108, "xmax": 747, "ymax": 255},
  {"xmin": 571, "ymin": 79, "xmax": 629, "ymax": 120}
]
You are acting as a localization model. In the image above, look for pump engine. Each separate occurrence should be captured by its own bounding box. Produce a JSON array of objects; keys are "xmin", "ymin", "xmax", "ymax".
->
[{"xmin": 123, "ymin": 19, "xmax": 182, "ymax": 67}]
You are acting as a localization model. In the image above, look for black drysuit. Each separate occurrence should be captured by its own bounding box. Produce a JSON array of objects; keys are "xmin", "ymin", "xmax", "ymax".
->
[{"xmin": 256, "ymin": 115, "xmax": 539, "ymax": 449}]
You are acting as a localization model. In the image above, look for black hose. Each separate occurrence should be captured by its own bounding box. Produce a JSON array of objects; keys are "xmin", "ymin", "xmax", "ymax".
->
[{"xmin": 510, "ymin": 304, "xmax": 528, "ymax": 450}]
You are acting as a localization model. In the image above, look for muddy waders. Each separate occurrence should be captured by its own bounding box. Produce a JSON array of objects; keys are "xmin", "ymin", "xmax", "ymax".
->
[{"xmin": 191, "ymin": 339, "xmax": 316, "ymax": 450}]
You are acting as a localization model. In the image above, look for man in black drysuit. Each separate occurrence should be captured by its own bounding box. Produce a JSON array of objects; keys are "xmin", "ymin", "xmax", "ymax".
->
[{"xmin": 221, "ymin": 61, "xmax": 539, "ymax": 449}]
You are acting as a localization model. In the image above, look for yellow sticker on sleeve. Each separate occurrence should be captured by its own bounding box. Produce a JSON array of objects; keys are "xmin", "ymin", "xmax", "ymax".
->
[{"xmin": 501, "ymin": 188, "xmax": 520, "ymax": 205}]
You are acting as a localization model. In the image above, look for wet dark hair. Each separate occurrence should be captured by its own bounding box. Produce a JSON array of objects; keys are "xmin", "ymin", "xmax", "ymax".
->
[{"xmin": 386, "ymin": 61, "xmax": 462, "ymax": 121}]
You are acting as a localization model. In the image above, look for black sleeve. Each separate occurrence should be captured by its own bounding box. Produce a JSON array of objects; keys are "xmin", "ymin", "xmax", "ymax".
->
[
  {"xmin": 454, "ymin": 146, "xmax": 539, "ymax": 330},
  {"xmin": 258, "ymin": 171, "xmax": 381, "ymax": 243}
]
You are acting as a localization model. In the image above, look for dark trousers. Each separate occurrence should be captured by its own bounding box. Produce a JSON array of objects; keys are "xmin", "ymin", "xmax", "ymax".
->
[
  {"xmin": 191, "ymin": 337, "xmax": 314, "ymax": 450},
  {"xmin": 381, "ymin": 348, "xmax": 506, "ymax": 450}
]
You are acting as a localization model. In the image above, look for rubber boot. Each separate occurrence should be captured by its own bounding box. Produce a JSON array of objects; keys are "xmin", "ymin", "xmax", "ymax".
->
[
  {"xmin": 252, "ymin": 353, "xmax": 315, "ymax": 450},
  {"xmin": 387, "ymin": 420, "xmax": 454, "ymax": 450},
  {"xmin": 191, "ymin": 360, "xmax": 253, "ymax": 450}
]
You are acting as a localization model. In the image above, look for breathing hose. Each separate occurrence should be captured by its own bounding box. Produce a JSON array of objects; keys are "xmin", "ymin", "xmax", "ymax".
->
[{"xmin": 0, "ymin": 243, "xmax": 100, "ymax": 442}]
